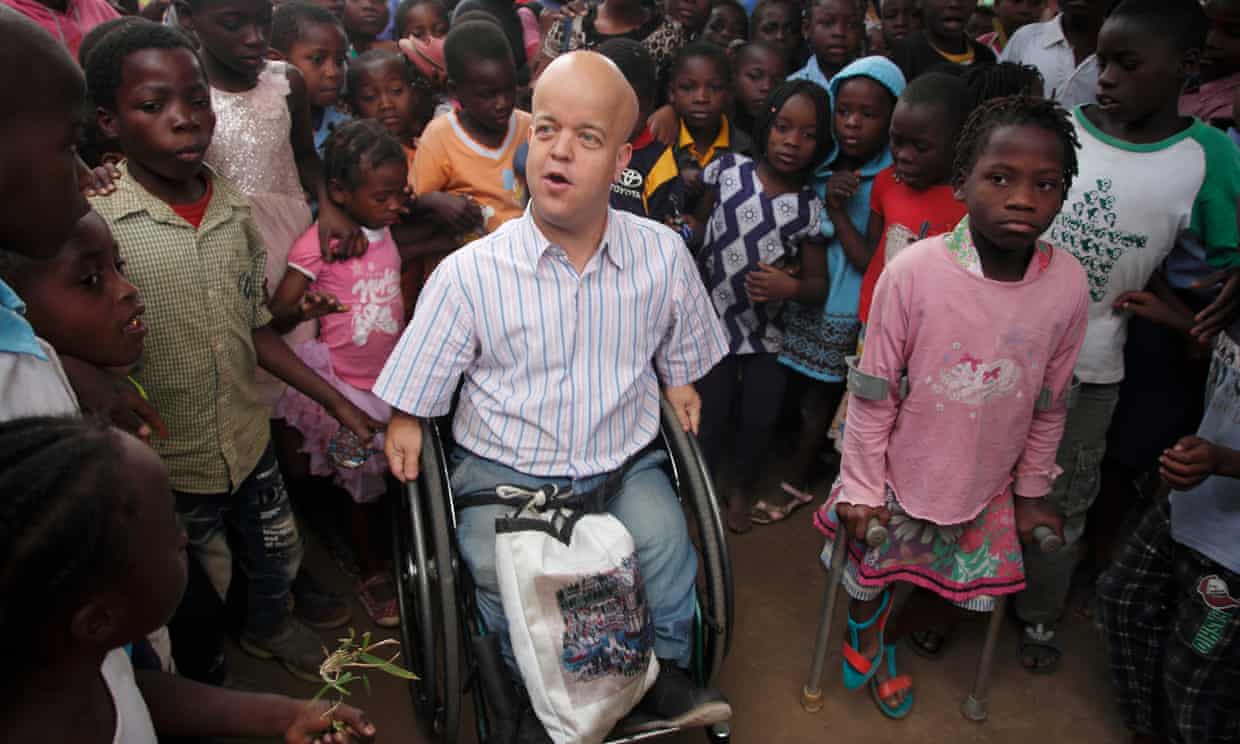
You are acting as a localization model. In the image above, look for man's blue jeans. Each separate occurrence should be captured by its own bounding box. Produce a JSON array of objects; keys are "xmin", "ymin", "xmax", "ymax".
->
[{"xmin": 451, "ymin": 447, "xmax": 698, "ymax": 669}]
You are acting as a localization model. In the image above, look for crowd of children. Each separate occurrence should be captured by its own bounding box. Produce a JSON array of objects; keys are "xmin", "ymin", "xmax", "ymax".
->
[{"xmin": 3, "ymin": 0, "xmax": 1240, "ymax": 739}]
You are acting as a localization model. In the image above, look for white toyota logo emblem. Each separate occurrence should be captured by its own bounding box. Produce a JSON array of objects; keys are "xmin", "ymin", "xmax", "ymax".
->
[{"xmin": 619, "ymin": 168, "xmax": 643, "ymax": 188}]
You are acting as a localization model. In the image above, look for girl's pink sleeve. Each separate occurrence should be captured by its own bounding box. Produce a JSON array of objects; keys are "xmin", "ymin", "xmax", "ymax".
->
[
  {"xmin": 839, "ymin": 265, "xmax": 911, "ymax": 508},
  {"xmin": 1012, "ymin": 272, "xmax": 1089, "ymax": 498}
]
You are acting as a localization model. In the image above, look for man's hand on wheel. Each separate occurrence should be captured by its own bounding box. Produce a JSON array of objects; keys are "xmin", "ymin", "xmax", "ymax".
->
[
  {"xmin": 664, "ymin": 384, "xmax": 701, "ymax": 435},
  {"xmin": 385, "ymin": 412, "xmax": 423, "ymax": 482}
]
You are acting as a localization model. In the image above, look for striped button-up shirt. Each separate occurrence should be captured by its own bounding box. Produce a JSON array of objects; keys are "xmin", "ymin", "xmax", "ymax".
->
[{"xmin": 374, "ymin": 208, "xmax": 727, "ymax": 478}]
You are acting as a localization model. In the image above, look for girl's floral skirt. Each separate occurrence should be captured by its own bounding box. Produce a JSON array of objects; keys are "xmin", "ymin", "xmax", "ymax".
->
[{"xmin": 814, "ymin": 481, "xmax": 1027, "ymax": 612}]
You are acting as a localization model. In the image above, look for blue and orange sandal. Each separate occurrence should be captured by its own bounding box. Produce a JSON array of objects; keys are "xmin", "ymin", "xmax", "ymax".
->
[
  {"xmin": 869, "ymin": 643, "xmax": 914, "ymax": 719},
  {"xmin": 842, "ymin": 589, "xmax": 892, "ymax": 690}
]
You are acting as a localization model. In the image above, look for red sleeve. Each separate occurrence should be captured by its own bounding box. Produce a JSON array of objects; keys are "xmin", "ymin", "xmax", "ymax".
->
[{"xmin": 870, "ymin": 167, "xmax": 894, "ymax": 218}]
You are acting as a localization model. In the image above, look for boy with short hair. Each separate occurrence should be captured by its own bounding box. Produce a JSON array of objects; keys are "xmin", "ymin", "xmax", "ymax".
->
[
  {"xmin": 597, "ymin": 38, "xmax": 683, "ymax": 226},
  {"xmin": 1018, "ymin": 0, "xmax": 1240, "ymax": 674},
  {"xmin": 270, "ymin": 0, "xmax": 351, "ymax": 155},
  {"xmin": 1000, "ymin": 0, "xmax": 1106, "ymax": 109},
  {"xmin": 1181, "ymin": 0, "xmax": 1240, "ymax": 128},
  {"xmin": 889, "ymin": 0, "xmax": 997, "ymax": 82},
  {"xmin": 789, "ymin": 0, "xmax": 866, "ymax": 90},
  {"xmin": 85, "ymin": 20, "xmax": 378, "ymax": 682},
  {"xmin": 413, "ymin": 18, "xmax": 531, "ymax": 241},
  {"xmin": 0, "ymin": 7, "xmax": 91, "ymax": 420}
]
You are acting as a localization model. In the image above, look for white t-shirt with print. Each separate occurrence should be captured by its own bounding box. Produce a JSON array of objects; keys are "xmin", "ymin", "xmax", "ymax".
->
[{"xmin": 1046, "ymin": 107, "xmax": 1240, "ymax": 384}]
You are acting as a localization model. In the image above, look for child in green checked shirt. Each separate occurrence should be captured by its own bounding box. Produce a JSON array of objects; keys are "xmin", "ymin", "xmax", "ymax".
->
[{"xmin": 87, "ymin": 20, "xmax": 378, "ymax": 683}]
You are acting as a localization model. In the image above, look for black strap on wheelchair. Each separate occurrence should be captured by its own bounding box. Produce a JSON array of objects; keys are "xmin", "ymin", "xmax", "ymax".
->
[{"xmin": 456, "ymin": 443, "xmax": 656, "ymax": 545}]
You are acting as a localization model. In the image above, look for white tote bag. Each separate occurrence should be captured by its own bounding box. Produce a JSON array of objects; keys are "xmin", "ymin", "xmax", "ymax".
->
[{"xmin": 494, "ymin": 485, "xmax": 659, "ymax": 744}]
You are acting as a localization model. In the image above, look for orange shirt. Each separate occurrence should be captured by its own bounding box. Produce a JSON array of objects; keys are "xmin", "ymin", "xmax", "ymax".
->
[{"xmin": 411, "ymin": 109, "xmax": 531, "ymax": 233}]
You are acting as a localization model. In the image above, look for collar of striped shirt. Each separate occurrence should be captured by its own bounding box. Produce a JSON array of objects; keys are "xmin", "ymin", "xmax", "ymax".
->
[{"xmin": 520, "ymin": 203, "xmax": 629, "ymax": 271}]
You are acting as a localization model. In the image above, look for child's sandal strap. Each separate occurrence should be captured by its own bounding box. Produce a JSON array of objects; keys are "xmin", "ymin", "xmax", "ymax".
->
[
  {"xmin": 842, "ymin": 642, "xmax": 878, "ymax": 675},
  {"xmin": 875, "ymin": 675, "xmax": 912, "ymax": 699}
]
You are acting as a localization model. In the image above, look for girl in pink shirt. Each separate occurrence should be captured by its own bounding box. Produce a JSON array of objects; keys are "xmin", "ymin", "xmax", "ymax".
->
[
  {"xmin": 815, "ymin": 97, "xmax": 1088, "ymax": 719},
  {"xmin": 269, "ymin": 122, "xmax": 408, "ymax": 624}
]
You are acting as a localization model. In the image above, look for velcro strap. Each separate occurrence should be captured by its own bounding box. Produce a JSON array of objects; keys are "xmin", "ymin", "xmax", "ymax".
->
[
  {"xmin": 1035, "ymin": 376, "xmax": 1083, "ymax": 411},
  {"xmin": 876, "ymin": 674, "xmax": 912, "ymax": 699},
  {"xmin": 846, "ymin": 355, "xmax": 909, "ymax": 401}
]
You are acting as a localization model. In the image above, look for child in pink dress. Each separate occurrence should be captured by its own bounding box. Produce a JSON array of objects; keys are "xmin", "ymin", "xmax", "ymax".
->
[
  {"xmin": 269, "ymin": 121, "xmax": 407, "ymax": 623},
  {"xmin": 271, "ymin": 120, "xmax": 406, "ymax": 505},
  {"xmin": 816, "ymin": 96, "xmax": 1088, "ymax": 720}
]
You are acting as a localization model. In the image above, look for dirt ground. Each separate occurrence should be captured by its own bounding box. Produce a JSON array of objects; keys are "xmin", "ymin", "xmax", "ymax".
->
[{"xmin": 225, "ymin": 495, "xmax": 1127, "ymax": 744}]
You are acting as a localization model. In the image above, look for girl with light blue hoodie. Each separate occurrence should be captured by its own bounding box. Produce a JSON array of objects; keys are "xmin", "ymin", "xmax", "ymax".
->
[{"xmin": 769, "ymin": 55, "xmax": 905, "ymax": 515}]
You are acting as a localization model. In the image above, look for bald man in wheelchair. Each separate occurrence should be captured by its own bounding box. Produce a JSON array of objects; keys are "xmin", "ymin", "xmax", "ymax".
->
[{"xmin": 374, "ymin": 51, "xmax": 733, "ymax": 741}]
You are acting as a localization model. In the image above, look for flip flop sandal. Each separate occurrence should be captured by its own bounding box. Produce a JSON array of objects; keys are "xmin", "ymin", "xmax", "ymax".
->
[
  {"xmin": 748, "ymin": 499, "xmax": 786, "ymax": 525},
  {"xmin": 1019, "ymin": 624, "xmax": 1063, "ymax": 675},
  {"xmin": 358, "ymin": 574, "xmax": 400, "ymax": 628},
  {"xmin": 842, "ymin": 589, "xmax": 892, "ymax": 691},
  {"xmin": 779, "ymin": 482, "xmax": 817, "ymax": 509},
  {"xmin": 869, "ymin": 644, "xmax": 914, "ymax": 719},
  {"xmin": 906, "ymin": 628, "xmax": 951, "ymax": 659}
]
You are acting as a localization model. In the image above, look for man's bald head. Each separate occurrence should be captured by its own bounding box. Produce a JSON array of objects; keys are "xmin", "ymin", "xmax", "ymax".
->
[
  {"xmin": 534, "ymin": 51, "xmax": 639, "ymax": 146},
  {"xmin": 0, "ymin": 8, "xmax": 85, "ymax": 119}
]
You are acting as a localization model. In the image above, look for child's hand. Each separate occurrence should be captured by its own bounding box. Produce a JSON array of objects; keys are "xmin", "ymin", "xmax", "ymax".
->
[
  {"xmin": 648, "ymin": 104, "xmax": 679, "ymax": 147},
  {"xmin": 745, "ymin": 263, "xmax": 798, "ymax": 303},
  {"xmin": 329, "ymin": 398, "xmax": 382, "ymax": 449},
  {"xmin": 79, "ymin": 160, "xmax": 122, "ymax": 197},
  {"xmin": 284, "ymin": 700, "xmax": 375, "ymax": 743},
  {"xmin": 835, "ymin": 501, "xmax": 891, "ymax": 543},
  {"xmin": 1013, "ymin": 495, "xmax": 1064, "ymax": 546},
  {"xmin": 60, "ymin": 357, "xmax": 169, "ymax": 444},
  {"xmin": 421, "ymin": 192, "xmax": 483, "ymax": 234},
  {"xmin": 825, "ymin": 171, "xmax": 860, "ymax": 210},
  {"xmin": 318, "ymin": 201, "xmax": 368, "ymax": 261},
  {"xmin": 1190, "ymin": 269, "xmax": 1240, "ymax": 342},
  {"xmin": 300, "ymin": 291, "xmax": 349, "ymax": 321},
  {"xmin": 1160, "ymin": 435, "xmax": 1220, "ymax": 490},
  {"xmin": 1113, "ymin": 291, "xmax": 1193, "ymax": 333}
]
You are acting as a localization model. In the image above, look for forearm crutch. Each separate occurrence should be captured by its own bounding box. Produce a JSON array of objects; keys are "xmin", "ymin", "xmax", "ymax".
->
[
  {"xmin": 960, "ymin": 525, "xmax": 1063, "ymax": 723},
  {"xmin": 801, "ymin": 516, "xmax": 887, "ymax": 712}
]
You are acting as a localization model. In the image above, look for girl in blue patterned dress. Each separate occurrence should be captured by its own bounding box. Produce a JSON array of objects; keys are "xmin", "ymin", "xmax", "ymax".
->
[{"xmin": 684, "ymin": 80, "xmax": 833, "ymax": 533}]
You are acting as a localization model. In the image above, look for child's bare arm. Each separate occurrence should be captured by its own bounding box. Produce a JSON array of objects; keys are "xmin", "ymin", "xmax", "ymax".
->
[
  {"xmin": 392, "ymin": 224, "xmax": 460, "ymax": 262},
  {"xmin": 135, "ymin": 669, "xmax": 375, "ymax": 742},
  {"xmin": 682, "ymin": 185, "xmax": 718, "ymax": 251},
  {"xmin": 285, "ymin": 65, "xmax": 366, "ymax": 260},
  {"xmin": 254, "ymin": 325, "xmax": 378, "ymax": 439},
  {"xmin": 268, "ymin": 267, "xmax": 346, "ymax": 334}
]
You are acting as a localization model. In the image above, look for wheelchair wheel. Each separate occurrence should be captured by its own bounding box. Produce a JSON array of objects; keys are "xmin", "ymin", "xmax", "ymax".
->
[
  {"xmin": 391, "ymin": 418, "xmax": 464, "ymax": 743},
  {"xmin": 658, "ymin": 398, "xmax": 734, "ymax": 686}
]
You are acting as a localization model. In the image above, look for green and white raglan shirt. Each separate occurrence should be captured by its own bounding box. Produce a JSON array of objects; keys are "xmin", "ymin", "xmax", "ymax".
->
[{"xmin": 1046, "ymin": 107, "xmax": 1240, "ymax": 384}]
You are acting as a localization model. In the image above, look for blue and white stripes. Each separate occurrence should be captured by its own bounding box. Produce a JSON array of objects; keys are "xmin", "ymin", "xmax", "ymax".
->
[{"xmin": 374, "ymin": 208, "xmax": 727, "ymax": 479}]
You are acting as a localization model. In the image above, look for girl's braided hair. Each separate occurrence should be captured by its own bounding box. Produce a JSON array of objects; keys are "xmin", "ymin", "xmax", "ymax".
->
[
  {"xmin": 323, "ymin": 118, "xmax": 408, "ymax": 191},
  {"xmin": 952, "ymin": 95, "xmax": 1081, "ymax": 192},
  {"xmin": 0, "ymin": 417, "xmax": 132, "ymax": 673},
  {"xmin": 960, "ymin": 61, "xmax": 1044, "ymax": 109}
]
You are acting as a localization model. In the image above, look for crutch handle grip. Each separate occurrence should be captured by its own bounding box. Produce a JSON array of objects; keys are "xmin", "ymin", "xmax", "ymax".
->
[
  {"xmin": 1033, "ymin": 525, "xmax": 1064, "ymax": 553},
  {"xmin": 865, "ymin": 518, "xmax": 888, "ymax": 548}
]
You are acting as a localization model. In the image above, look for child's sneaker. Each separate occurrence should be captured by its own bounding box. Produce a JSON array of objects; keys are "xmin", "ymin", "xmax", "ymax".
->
[
  {"xmin": 240, "ymin": 618, "xmax": 326, "ymax": 683},
  {"xmin": 292, "ymin": 569, "xmax": 353, "ymax": 630}
]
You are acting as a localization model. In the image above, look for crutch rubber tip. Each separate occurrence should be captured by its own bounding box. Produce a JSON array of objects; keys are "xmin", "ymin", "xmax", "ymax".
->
[
  {"xmin": 865, "ymin": 518, "xmax": 888, "ymax": 548},
  {"xmin": 961, "ymin": 695, "xmax": 988, "ymax": 722},
  {"xmin": 1033, "ymin": 525, "xmax": 1064, "ymax": 553},
  {"xmin": 801, "ymin": 686, "xmax": 824, "ymax": 713}
]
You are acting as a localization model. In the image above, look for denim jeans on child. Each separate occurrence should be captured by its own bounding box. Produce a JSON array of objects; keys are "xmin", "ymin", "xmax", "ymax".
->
[
  {"xmin": 452, "ymin": 446, "xmax": 698, "ymax": 670},
  {"xmin": 176, "ymin": 443, "xmax": 303, "ymax": 638}
]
